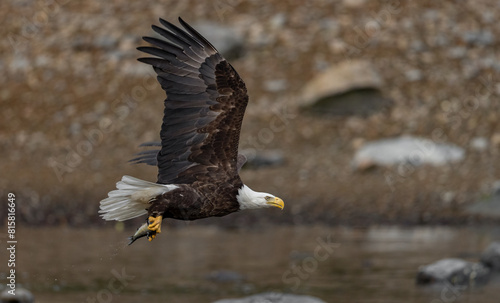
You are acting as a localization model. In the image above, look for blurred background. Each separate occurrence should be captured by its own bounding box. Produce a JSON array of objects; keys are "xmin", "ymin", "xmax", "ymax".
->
[{"xmin": 1, "ymin": 0, "xmax": 500, "ymax": 302}]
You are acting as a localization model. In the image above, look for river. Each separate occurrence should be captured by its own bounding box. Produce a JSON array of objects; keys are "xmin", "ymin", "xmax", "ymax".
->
[{"xmin": 4, "ymin": 225, "xmax": 500, "ymax": 302}]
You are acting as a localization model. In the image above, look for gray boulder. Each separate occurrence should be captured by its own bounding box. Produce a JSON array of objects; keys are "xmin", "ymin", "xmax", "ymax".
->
[
  {"xmin": 465, "ymin": 181, "xmax": 500, "ymax": 219},
  {"xmin": 416, "ymin": 258, "xmax": 490, "ymax": 286},
  {"xmin": 241, "ymin": 149, "xmax": 285, "ymax": 169},
  {"xmin": 465, "ymin": 195, "xmax": 500, "ymax": 218},
  {"xmin": 1, "ymin": 287, "xmax": 34, "ymax": 303},
  {"xmin": 480, "ymin": 242, "xmax": 500, "ymax": 271},
  {"xmin": 300, "ymin": 60, "xmax": 391, "ymax": 116},
  {"xmin": 213, "ymin": 292, "xmax": 326, "ymax": 303},
  {"xmin": 353, "ymin": 136, "xmax": 465, "ymax": 170}
]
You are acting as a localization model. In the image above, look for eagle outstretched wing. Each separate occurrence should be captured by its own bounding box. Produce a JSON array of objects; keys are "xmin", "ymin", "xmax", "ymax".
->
[
  {"xmin": 130, "ymin": 141, "xmax": 248, "ymax": 173},
  {"xmin": 137, "ymin": 17, "xmax": 248, "ymax": 185}
]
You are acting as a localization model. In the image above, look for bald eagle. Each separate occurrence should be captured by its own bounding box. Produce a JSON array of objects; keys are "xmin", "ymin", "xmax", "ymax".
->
[{"xmin": 99, "ymin": 17, "xmax": 284, "ymax": 244}]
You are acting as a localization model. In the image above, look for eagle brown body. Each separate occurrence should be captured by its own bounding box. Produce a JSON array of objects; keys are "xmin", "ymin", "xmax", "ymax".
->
[
  {"xmin": 99, "ymin": 17, "xmax": 284, "ymax": 244},
  {"xmin": 148, "ymin": 179, "xmax": 242, "ymax": 221}
]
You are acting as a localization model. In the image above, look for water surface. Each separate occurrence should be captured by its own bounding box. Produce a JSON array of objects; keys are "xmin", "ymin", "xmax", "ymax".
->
[{"xmin": 5, "ymin": 225, "xmax": 500, "ymax": 302}]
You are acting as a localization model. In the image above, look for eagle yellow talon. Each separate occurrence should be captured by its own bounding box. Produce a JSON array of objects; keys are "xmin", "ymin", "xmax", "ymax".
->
[{"xmin": 147, "ymin": 215, "xmax": 163, "ymax": 240}]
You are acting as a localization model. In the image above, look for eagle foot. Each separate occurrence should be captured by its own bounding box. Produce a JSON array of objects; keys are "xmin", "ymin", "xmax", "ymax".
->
[
  {"xmin": 147, "ymin": 231, "xmax": 156, "ymax": 241},
  {"xmin": 147, "ymin": 215, "xmax": 163, "ymax": 241}
]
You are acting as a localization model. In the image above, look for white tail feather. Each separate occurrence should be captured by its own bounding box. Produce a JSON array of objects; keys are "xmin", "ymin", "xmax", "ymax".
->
[{"xmin": 99, "ymin": 175, "xmax": 178, "ymax": 221}]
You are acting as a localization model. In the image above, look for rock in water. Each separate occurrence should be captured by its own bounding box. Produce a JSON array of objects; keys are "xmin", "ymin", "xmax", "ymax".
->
[
  {"xmin": 1, "ymin": 287, "xmax": 35, "ymax": 303},
  {"xmin": 300, "ymin": 60, "xmax": 391, "ymax": 116},
  {"xmin": 480, "ymin": 242, "xmax": 500, "ymax": 272},
  {"xmin": 206, "ymin": 270, "xmax": 245, "ymax": 283},
  {"xmin": 353, "ymin": 136, "xmax": 465, "ymax": 170},
  {"xmin": 416, "ymin": 258, "xmax": 490, "ymax": 286},
  {"xmin": 465, "ymin": 196, "xmax": 500, "ymax": 218},
  {"xmin": 465, "ymin": 182, "xmax": 500, "ymax": 219},
  {"xmin": 212, "ymin": 292, "xmax": 326, "ymax": 303}
]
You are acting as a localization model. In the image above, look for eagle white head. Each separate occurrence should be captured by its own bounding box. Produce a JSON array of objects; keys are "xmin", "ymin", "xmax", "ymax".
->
[{"xmin": 237, "ymin": 184, "xmax": 285, "ymax": 210}]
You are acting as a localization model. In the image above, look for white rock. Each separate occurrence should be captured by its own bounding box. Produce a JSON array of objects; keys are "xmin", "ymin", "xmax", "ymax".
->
[
  {"xmin": 417, "ymin": 258, "xmax": 490, "ymax": 285},
  {"xmin": 270, "ymin": 13, "xmax": 287, "ymax": 29},
  {"xmin": 405, "ymin": 69, "xmax": 422, "ymax": 82},
  {"xmin": 470, "ymin": 137, "xmax": 488, "ymax": 151},
  {"xmin": 1, "ymin": 287, "xmax": 34, "ymax": 303},
  {"xmin": 353, "ymin": 136, "xmax": 465, "ymax": 169},
  {"xmin": 264, "ymin": 79, "xmax": 288, "ymax": 92}
]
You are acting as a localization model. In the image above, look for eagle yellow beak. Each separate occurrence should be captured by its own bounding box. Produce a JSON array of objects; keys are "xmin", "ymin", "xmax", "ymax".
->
[{"xmin": 267, "ymin": 197, "xmax": 285, "ymax": 209}]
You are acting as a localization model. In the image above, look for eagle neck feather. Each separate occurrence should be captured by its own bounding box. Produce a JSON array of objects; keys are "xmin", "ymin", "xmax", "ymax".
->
[{"xmin": 236, "ymin": 184, "xmax": 263, "ymax": 210}]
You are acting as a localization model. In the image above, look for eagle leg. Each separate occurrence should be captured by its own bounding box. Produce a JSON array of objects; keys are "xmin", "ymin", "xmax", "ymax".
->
[{"xmin": 147, "ymin": 215, "xmax": 163, "ymax": 241}]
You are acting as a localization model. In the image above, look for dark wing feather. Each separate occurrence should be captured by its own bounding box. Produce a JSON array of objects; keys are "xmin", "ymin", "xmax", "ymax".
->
[
  {"xmin": 138, "ymin": 17, "xmax": 248, "ymax": 184},
  {"xmin": 130, "ymin": 141, "xmax": 248, "ymax": 173},
  {"xmin": 129, "ymin": 142, "xmax": 161, "ymax": 166}
]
